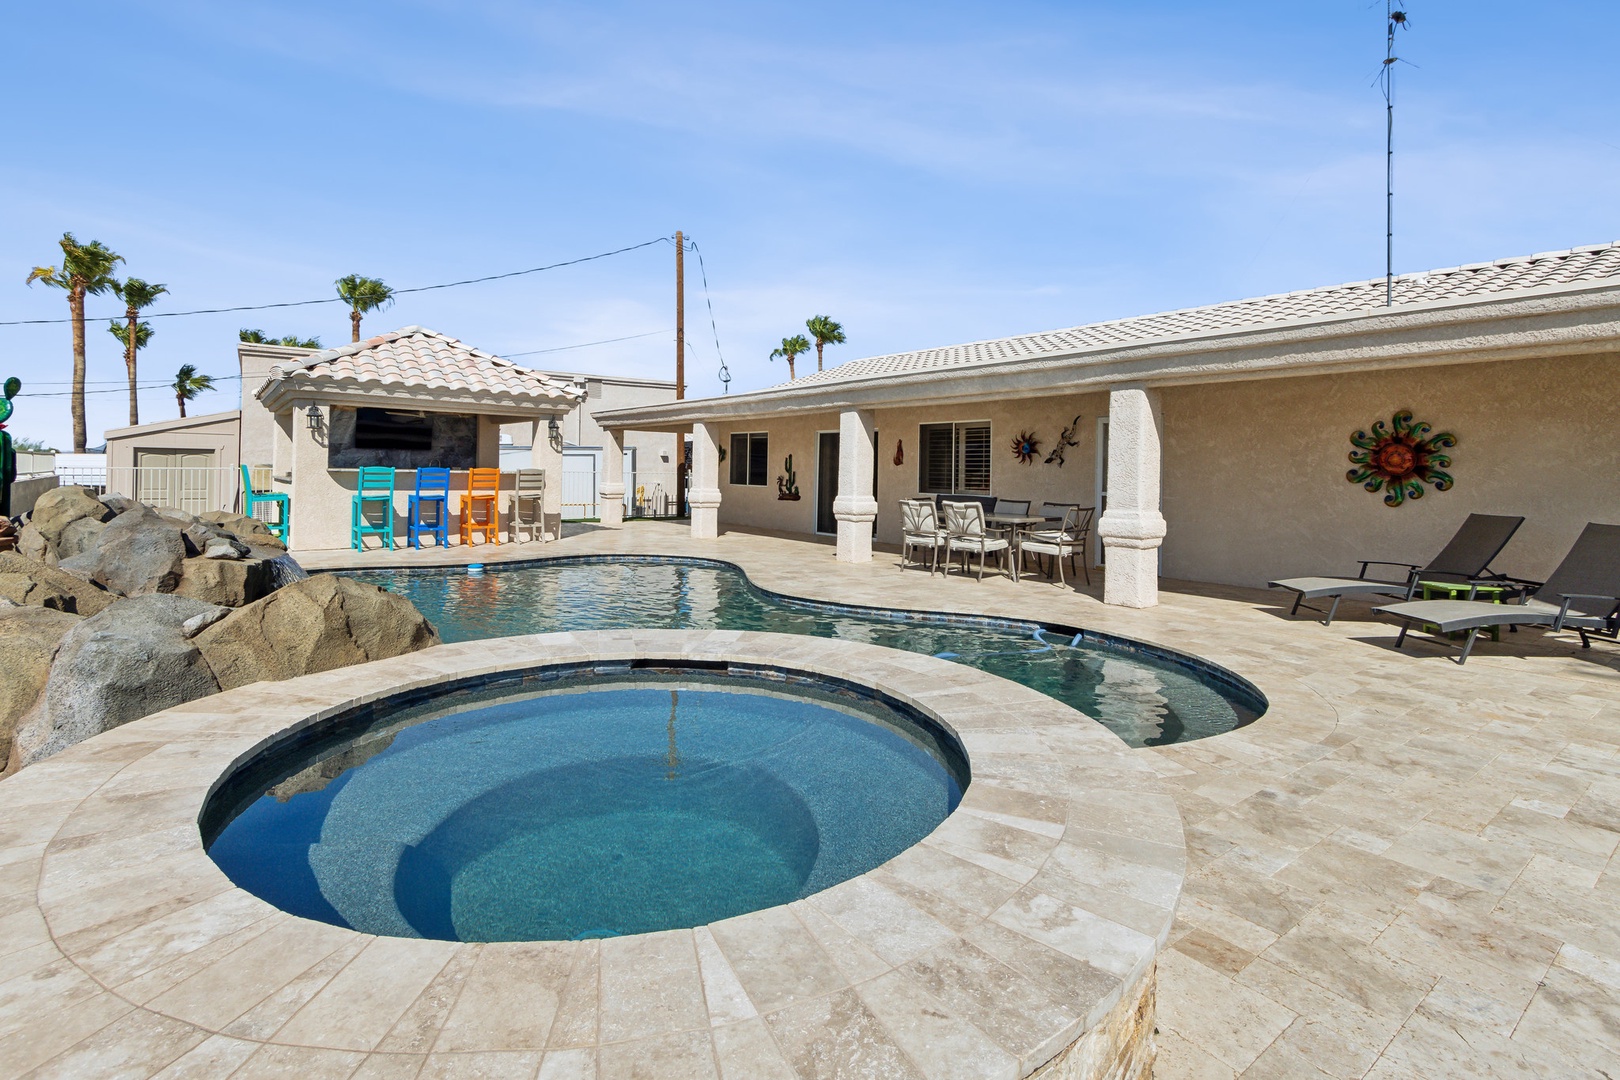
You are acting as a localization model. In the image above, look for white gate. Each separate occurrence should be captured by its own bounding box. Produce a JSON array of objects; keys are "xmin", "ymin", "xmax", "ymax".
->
[{"xmin": 561, "ymin": 450, "xmax": 599, "ymax": 520}]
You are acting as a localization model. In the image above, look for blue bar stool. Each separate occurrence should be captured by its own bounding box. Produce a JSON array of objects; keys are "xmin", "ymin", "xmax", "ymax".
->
[
  {"xmin": 407, "ymin": 467, "xmax": 452, "ymax": 549},
  {"xmin": 351, "ymin": 467, "xmax": 396, "ymax": 551}
]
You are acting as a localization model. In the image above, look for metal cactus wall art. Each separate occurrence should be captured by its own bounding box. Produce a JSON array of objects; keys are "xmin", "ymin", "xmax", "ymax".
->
[
  {"xmin": 776, "ymin": 454, "xmax": 801, "ymax": 500},
  {"xmin": 1347, "ymin": 409, "xmax": 1455, "ymax": 507}
]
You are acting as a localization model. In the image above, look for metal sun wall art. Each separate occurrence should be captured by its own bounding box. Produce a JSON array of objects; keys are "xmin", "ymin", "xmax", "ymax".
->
[
  {"xmin": 1347, "ymin": 410, "xmax": 1455, "ymax": 507},
  {"xmin": 1011, "ymin": 430, "xmax": 1040, "ymax": 465}
]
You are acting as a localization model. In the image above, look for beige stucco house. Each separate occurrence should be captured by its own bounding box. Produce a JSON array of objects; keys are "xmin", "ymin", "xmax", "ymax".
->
[
  {"xmin": 105, "ymin": 327, "xmax": 679, "ymax": 548},
  {"xmin": 592, "ymin": 242, "xmax": 1620, "ymax": 607}
]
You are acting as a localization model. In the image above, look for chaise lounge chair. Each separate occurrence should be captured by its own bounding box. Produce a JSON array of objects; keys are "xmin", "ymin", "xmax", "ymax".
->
[
  {"xmin": 1268, "ymin": 513, "xmax": 1525, "ymax": 624},
  {"xmin": 1373, "ymin": 522, "xmax": 1620, "ymax": 664}
]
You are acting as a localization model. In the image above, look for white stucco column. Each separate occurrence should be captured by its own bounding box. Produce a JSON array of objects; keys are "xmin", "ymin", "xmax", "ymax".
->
[
  {"xmin": 832, "ymin": 408, "xmax": 878, "ymax": 562},
  {"xmin": 599, "ymin": 427, "xmax": 625, "ymax": 527},
  {"xmin": 530, "ymin": 416, "xmax": 564, "ymax": 541},
  {"xmin": 688, "ymin": 421, "xmax": 721, "ymax": 540},
  {"xmin": 1097, "ymin": 384, "xmax": 1167, "ymax": 608}
]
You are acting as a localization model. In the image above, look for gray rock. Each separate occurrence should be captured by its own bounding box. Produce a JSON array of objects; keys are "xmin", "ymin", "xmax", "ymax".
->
[
  {"xmin": 56, "ymin": 516, "xmax": 107, "ymax": 560},
  {"xmin": 98, "ymin": 494, "xmax": 141, "ymax": 515},
  {"xmin": 0, "ymin": 606, "xmax": 80, "ymax": 768},
  {"xmin": 54, "ymin": 552, "xmax": 99, "ymax": 582},
  {"xmin": 26, "ymin": 487, "xmax": 114, "ymax": 557},
  {"xmin": 88, "ymin": 509, "xmax": 186, "ymax": 596},
  {"xmin": 0, "ymin": 551, "xmax": 115, "ymax": 616},
  {"xmin": 152, "ymin": 506, "xmax": 196, "ymax": 526},
  {"xmin": 14, "ymin": 595, "xmax": 224, "ymax": 767},
  {"xmin": 173, "ymin": 555, "xmax": 273, "ymax": 607},
  {"xmin": 16, "ymin": 523, "xmax": 51, "ymax": 564},
  {"xmin": 197, "ymin": 511, "xmax": 286, "ymax": 552},
  {"xmin": 202, "ymin": 536, "xmax": 251, "ymax": 560},
  {"xmin": 181, "ymin": 607, "xmax": 230, "ymax": 638},
  {"xmin": 259, "ymin": 551, "xmax": 310, "ymax": 591},
  {"xmin": 197, "ymin": 574, "xmax": 439, "ymax": 690}
]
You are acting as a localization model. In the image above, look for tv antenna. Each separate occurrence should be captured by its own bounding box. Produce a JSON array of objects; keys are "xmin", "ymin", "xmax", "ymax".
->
[{"xmin": 1382, "ymin": 4, "xmax": 1411, "ymax": 306}]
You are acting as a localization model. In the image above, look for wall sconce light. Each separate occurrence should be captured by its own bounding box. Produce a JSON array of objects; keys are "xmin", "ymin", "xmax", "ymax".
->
[
  {"xmin": 306, "ymin": 404, "xmax": 323, "ymax": 432},
  {"xmin": 547, "ymin": 416, "xmax": 561, "ymax": 441}
]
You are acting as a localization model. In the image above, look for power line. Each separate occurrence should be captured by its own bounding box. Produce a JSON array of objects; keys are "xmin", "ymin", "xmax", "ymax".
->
[
  {"xmin": 684, "ymin": 239, "xmax": 731, "ymax": 393},
  {"xmin": 0, "ymin": 237, "xmax": 669, "ymax": 327},
  {"xmin": 505, "ymin": 328, "xmax": 673, "ymax": 357}
]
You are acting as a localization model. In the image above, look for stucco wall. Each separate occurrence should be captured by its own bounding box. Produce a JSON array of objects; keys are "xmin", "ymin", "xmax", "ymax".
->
[{"xmin": 1160, "ymin": 351, "xmax": 1620, "ymax": 588}]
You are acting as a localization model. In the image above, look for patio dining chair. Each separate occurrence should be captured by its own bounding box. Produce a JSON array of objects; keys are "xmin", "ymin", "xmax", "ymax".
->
[
  {"xmin": 1269, "ymin": 513, "xmax": 1525, "ymax": 625},
  {"xmin": 407, "ymin": 467, "xmax": 451, "ymax": 549},
  {"xmin": 239, "ymin": 464, "xmax": 290, "ymax": 543},
  {"xmin": 1020, "ymin": 505, "xmax": 1094, "ymax": 586},
  {"xmin": 944, "ymin": 500, "xmax": 1011, "ymax": 581},
  {"xmin": 508, "ymin": 468, "xmax": 547, "ymax": 543},
  {"xmin": 459, "ymin": 467, "xmax": 501, "ymax": 546},
  {"xmin": 1374, "ymin": 522, "xmax": 1620, "ymax": 664},
  {"xmin": 351, "ymin": 467, "xmax": 396, "ymax": 551},
  {"xmin": 899, "ymin": 498, "xmax": 948, "ymax": 575}
]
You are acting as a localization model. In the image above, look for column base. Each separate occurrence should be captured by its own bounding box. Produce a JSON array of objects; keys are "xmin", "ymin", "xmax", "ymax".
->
[
  {"xmin": 599, "ymin": 484, "xmax": 625, "ymax": 527},
  {"xmin": 1101, "ymin": 539, "xmax": 1161, "ymax": 608},
  {"xmin": 833, "ymin": 497, "xmax": 878, "ymax": 563},
  {"xmin": 688, "ymin": 489, "xmax": 721, "ymax": 540}
]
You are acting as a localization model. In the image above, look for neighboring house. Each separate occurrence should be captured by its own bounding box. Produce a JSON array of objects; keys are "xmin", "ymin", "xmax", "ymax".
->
[
  {"xmin": 104, "ymin": 326, "xmax": 678, "ymax": 548},
  {"xmin": 593, "ymin": 242, "xmax": 1620, "ymax": 607}
]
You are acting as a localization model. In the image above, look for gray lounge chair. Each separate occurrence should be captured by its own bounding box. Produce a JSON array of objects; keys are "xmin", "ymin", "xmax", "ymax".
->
[
  {"xmin": 1269, "ymin": 513, "xmax": 1525, "ymax": 624},
  {"xmin": 1374, "ymin": 523, "xmax": 1620, "ymax": 664}
]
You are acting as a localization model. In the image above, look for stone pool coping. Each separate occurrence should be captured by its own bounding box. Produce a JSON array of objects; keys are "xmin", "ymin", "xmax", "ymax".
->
[{"xmin": 4, "ymin": 630, "xmax": 1184, "ymax": 1079}]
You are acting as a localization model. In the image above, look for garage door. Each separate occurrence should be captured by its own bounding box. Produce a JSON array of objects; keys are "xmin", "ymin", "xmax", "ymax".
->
[{"xmin": 134, "ymin": 449, "xmax": 218, "ymax": 514}]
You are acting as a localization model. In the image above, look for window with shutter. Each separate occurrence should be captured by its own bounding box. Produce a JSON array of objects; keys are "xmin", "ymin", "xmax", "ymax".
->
[{"xmin": 917, "ymin": 422, "xmax": 991, "ymax": 494}]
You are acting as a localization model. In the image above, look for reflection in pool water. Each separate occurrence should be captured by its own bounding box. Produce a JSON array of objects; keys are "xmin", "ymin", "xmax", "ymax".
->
[
  {"xmin": 205, "ymin": 669, "xmax": 965, "ymax": 941},
  {"xmin": 340, "ymin": 558, "xmax": 1264, "ymax": 746}
]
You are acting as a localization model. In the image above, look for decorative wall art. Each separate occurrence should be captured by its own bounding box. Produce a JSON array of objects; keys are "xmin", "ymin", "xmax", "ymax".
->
[
  {"xmin": 1010, "ymin": 430, "xmax": 1041, "ymax": 465},
  {"xmin": 1347, "ymin": 410, "xmax": 1455, "ymax": 507},
  {"xmin": 1043, "ymin": 414, "xmax": 1082, "ymax": 466},
  {"xmin": 893, "ymin": 439, "xmax": 903, "ymax": 467},
  {"xmin": 776, "ymin": 454, "xmax": 801, "ymax": 500}
]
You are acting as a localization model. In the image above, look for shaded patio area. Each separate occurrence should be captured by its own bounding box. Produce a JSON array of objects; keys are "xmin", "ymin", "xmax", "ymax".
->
[{"xmin": 302, "ymin": 522, "xmax": 1620, "ymax": 1078}]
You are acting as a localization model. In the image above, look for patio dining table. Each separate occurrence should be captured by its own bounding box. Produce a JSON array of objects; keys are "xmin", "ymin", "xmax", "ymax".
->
[{"xmin": 985, "ymin": 513, "xmax": 1046, "ymax": 581}]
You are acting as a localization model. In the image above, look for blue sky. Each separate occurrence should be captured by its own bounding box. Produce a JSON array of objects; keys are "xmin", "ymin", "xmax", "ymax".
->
[{"xmin": 2, "ymin": 1, "xmax": 1616, "ymax": 449}]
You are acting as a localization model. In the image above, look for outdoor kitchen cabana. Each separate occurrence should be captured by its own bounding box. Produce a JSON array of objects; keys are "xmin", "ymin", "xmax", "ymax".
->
[
  {"xmin": 593, "ymin": 243, "xmax": 1620, "ymax": 608},
  {"xmin": 254, "ymin": 327, "xmax": 584, "ymax": 550}
]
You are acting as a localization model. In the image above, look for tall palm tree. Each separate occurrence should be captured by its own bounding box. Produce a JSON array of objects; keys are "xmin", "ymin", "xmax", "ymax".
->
[
  {"xmin": 171, "ymin": 364, "xmax": 216, "ymax": 419},
  {"xmin": 112, "ymin": 277, "xmax": 167, "ymax": 426},
  {"xmin": 239, "ymin": 328, "xmax": 322, "ymax": 348},
  {"xmin": 805, "ymin": 315, "xmax": 846, "ymax": 373},
  {"xmin": 770, "ymin": 334, "xmax": 811, "ymax": 382},
  {"xmin": 25, "ymin": 234, "xmax": 123, "ymax": 451},
  {"xmin": 334, "ymin": 274, "xmax": 395, "ymax": 342},
  {"xmin": 107, "ymin": 319, "xmax": 153, "ymax": 374}
]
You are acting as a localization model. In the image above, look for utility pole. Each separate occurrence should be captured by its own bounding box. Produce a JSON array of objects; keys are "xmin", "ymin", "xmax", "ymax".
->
[
  {"xmin": 675, "ymin": 231, "xmax": 687, "ymax": 516},
  {"xmin": 1382, "ymin": 5, "xmax": 1409, "ymax": 307}
]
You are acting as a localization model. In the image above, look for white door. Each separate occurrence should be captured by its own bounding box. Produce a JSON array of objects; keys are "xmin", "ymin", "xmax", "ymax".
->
[
  {"xmin": 135, "ymin": 449, "xmax": 217, "ymax": 514},
  {"xmin": 561, "ymin": 450, "xmax": 600, "ymax": 520}
]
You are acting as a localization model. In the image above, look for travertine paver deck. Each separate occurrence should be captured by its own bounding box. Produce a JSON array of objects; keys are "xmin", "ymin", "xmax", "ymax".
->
[
  {"xmin": 0, "ymin": 628, "xmax": 1175, "ymax": 1079},
  {"xmin": 302, "ymin": 523, "xmax": 1620, "ymax": 1078}
]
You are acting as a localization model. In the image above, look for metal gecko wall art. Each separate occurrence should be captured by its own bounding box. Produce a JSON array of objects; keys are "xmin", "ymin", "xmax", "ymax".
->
[{"xmin": 1043, "ymin": 414, "xmax": 1082, "ymax": 466}]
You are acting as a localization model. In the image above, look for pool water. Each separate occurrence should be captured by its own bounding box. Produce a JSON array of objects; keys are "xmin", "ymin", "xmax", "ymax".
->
[
  {"xmin": 204, "ymin": 668, "xmax": 965, "ymax": 942},
  {"xmin": 341, "ymin": 558, "xmax": 1263, "ymax": 746}
]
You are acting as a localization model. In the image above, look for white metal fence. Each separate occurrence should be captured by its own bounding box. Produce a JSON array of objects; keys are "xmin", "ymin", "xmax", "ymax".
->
[
  {"xmin": 103, "ymin": 466, "xmax": 245, "ymax": 516},
  {"xmin": 626, "ymin": 466, "xmax": 683, "ymax": 518},
  {"xmin": 561, "ymin": 451, "xmax": 599, "ymax": 520}
]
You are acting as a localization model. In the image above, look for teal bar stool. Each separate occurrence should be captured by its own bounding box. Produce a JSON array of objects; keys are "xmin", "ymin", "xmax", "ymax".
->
[
  {"xmin": 239, "ymin": 465, "xmax": 290, "ymax": 543},
  {"xmin": 351, "ymin": 467, "xmax": 396, "ymax": 551}
]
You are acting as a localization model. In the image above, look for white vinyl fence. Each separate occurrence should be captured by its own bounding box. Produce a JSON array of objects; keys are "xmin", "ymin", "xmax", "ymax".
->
[{"xmin": 560, "ymin": 450, "xmax": 599, "ymax": 520}]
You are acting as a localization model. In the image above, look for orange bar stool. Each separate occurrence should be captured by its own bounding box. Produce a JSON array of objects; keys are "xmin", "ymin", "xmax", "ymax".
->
[{"xmin": 459, "ymin": 468, "xmax": 501, "ymax": 545}]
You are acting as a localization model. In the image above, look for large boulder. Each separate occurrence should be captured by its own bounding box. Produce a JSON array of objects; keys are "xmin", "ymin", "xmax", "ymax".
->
[
  {"xmin": 0, "ymin": 552, "xmax": 115, "ymax": 616},
  {"xmin": 25, "ymin": 487, "xmax": 114, "ymax": 560},
  {"xmin": 55, "ymin": 516, "xmax": 107, "ymax": 560},
  {"xmin": 15, "ymin": 523, "xmax": 50, "ymax": 564},
  {"xmin": 0, "ymin": 606, "xmax": 80, "ymax": 768},
  {"xmin": 173, "ymin": 555, "xmax": 274, "ymax": 607},
  {"xmin": 197, "ymin": 575, "xmax": 440, "ymax": 690},
  {"xmin": 85, "ymin": 508, "xmax": 186, "ymax": 597},
  {"xmin": 13, "ymin": 595, "xmax": 225, "ymax": 767},
  {"xmin": 197, "ymin": 511, "xmax": 286, "ymax": 552}
]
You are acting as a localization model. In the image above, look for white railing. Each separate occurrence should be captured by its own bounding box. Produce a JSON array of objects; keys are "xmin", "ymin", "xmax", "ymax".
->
[
  {"xmin": 103, "ymin": 466, "xmax": 247, "ymax": 517},
  {"xmin": 54, "ymin": 452, "xmax": 108, "ymax": 488},
  {"xmin": 627, "ymin": 466, "xmax": 683, "ymax": 518},
  {"xmin": 561, "ymin": 451, "xmax": 599, "ymax": 520}
]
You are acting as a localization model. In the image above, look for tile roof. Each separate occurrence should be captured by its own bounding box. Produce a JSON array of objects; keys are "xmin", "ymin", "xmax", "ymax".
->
[
  {"xmin": 261, "ymin": 326, "xmax": 586, "ymax": 403},
  {"xmin": 789, "ymin": 242, "xmax": 1620, "ymax": 388}
]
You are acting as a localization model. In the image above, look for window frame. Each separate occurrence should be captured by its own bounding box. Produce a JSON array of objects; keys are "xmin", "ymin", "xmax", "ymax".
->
[
  {"xmin": 916, "ymin": 420, "xmax": 992, "ymax": 495},
  {"xmin": 728, "ymin": 431, "xmax": 771, "ymax": 486}
]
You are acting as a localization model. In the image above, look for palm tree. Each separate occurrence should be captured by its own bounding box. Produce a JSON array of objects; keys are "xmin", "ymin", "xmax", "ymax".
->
[
  {"xmin": 112, "ymin": 277, "xmax": 167, "ymax": 426},
  {"xmin": 770, "ymin": 334, "xmax": 811, "ymax": 381},
  {"xmin": 239, "ymin": 328, "xmax": 322, "ymax": 348},
  {"xmin": 108, "ymin": 319, "xmax": 153, "ymax": 385},
  {"xmin": 805, "ymin": 315, "xmax": 846, "ymax": 373},
  {"xmin": 171, "ymin": 364, "xmax": 216, "ymax": 419},
  {"xmin": 25, "ymin": 234, "xmax": 123, "ymax": 451},
  {"xmin": 334, "ymin": 275, "xmax": 395, "ymax": 342}
]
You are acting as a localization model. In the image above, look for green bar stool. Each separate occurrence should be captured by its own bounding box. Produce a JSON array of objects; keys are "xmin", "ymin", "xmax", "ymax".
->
[
  {"xmin": 240, "ymin": 465, "xmax": 291, "ymax": 543},
  {"xmin": 352, "ymin": 467, "xmax": 397, "ymax": 551}
]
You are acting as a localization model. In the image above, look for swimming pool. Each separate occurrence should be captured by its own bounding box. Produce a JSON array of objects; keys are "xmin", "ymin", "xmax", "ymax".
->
[
  {"xmin": 203, "ymin": 664, "xmax": 966, "ymax": 942},
  {"xmin": 340, "ymin": 557, "xmax": 1264, "ymax": 746}
]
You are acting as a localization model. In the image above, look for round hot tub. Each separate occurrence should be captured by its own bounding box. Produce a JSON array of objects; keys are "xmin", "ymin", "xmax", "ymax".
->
[{"xmin": 203, "ymin": 664, "xmax": 969, "ymax": 942}]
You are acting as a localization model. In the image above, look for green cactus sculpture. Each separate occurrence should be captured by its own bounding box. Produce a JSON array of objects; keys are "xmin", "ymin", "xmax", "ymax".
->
[
  {"xmin": 776, "ymin": 453, "xmax": 801, "ymax": 501},
  {"xmin": 0, "ymin": 378, "xmax": 19, "ymax": 519}
]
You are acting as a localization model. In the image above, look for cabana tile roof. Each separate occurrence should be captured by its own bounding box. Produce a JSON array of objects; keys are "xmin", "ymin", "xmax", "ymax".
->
[
  {"xmin": 790, "ymin": 241, "xmax": 1620, "ymax": 388},
  {"xmin": 261, "ymin": 326, "xmax": 585, "ymax": 402}
]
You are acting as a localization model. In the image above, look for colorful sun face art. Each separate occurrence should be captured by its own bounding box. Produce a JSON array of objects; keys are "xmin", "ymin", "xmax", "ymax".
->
[
  {"xmin": 1347, "ymin": 410, "xmax": 1455, "ymax": 507},
  {"xmin": 1011, "ymin": 430, "xmax": 1040, "ymax": 465}
]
